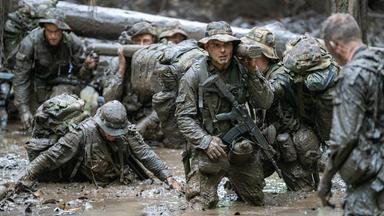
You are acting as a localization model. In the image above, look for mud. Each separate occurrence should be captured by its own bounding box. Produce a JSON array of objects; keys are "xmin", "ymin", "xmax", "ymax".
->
[{"xmin": 0, "ymin": 122, "xmax": 346, "ymax": 216}]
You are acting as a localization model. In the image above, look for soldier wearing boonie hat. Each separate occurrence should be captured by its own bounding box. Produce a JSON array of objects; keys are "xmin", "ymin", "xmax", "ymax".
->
[
  {"xmin": 175, "ymin": 21, "xmax": 274, "ymax": 209},
  {"xmin": 159, "ymin": 21, "xmax": 188, "ymax": 44}
]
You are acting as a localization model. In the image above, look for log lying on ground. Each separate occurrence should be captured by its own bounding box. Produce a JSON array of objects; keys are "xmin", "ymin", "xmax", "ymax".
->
[{"xmin": 23, "ymin": 0, "xmax": 301, "ymax": 58}]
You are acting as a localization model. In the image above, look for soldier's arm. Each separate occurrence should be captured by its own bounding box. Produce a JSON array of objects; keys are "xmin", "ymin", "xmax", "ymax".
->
[
  {"xmin": 176, "ymin": 69, "xmax": 212, "ymax": 150},
  {"xmin": 304, "ymin": 64, "xmax": 338, "ymax": 92},
  {"xmin": 323, "ymin": 68, "xmax": 369, "ymax": 180},
  {"xmin": 269, "ymin": 70, "xmax": 293, "ymax": 101},
  {"xmin": 102, "ymin": 58, "xmax": 124, "ymax": 101},
  {"xmin": 247, "ymin": 69, "xmax": 274, "ymax": 109},
  {"xmin": 124, "ymin": 125, "xmax": 172, "ymax": 181},
  {"xmin": 13, "ymin": 35, "xmax": 34, "ymax": 110},
  {"xmin": 69, "ymin": 33, "xmax": 93, "ymax": 81},
  {"xmin": 21, "ymin": 130, "xmax": 83, "ymax": 181}
]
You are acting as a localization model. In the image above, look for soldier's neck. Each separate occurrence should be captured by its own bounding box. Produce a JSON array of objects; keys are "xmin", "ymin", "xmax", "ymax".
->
[
  {"xmin": 345, "ymin": 41, "xmax": 364, "ymax": 63},
  {"xmin": 212, "ymin": 60, "xmax": 231, "ymax": 72}
]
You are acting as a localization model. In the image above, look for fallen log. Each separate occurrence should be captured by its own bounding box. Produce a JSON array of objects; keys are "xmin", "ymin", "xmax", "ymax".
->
[{"xmin": 23, "ymin": 0, "xmax": 300, "ymax": 58}]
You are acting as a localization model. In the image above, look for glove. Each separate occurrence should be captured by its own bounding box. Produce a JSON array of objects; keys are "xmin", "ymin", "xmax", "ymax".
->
[
  {"xmin": 205, "ymin": 136, "xmax": 227, "ymax": 161},
  {"xmin": 19, "ymin": 105, "xmax": 33, "ymax": 130}
]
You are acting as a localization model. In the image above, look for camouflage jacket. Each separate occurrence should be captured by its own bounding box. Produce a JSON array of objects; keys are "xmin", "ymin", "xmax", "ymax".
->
[
  {"xmin": 13, "ymin": 28, "xmax": 90, "ymax": 108},
  {"xmin": 271, "ymin": 62, "xmax": 339, "ymax": 141},
  {"xmin": 328, "ymin": 46, "xmax": 384, "ymax": 185},
  {"xmin": 24, "ymin": 117, "xmax": 172, "ymax": 184},
  {"xmin": 261, "ymin": 62, "xmax": 299, "ymax": 132},
  {"xmin": 176, "ymin": 56, "xmax": 273, "ymax": 150}
]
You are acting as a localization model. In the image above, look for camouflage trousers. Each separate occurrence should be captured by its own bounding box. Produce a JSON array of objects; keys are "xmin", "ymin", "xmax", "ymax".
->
[
  {"xmin": 343, "ymin": 169, "xmax": 384, "ymax": 216},
  {"xmin": 262, "ymin": 126, "xmax": 320, "ymax": 192},
  {"xmin": 185, "ymin": 149, "xmax": 265, "ymax": 209}
]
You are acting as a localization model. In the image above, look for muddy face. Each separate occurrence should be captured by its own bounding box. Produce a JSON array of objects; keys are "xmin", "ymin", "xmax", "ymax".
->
[
  {"xmin": 44, "ymin": 24, "xmax": 63, "ymax": 47},
  {"xmin": 132, "ymin": 33, "xmax": 156, "ymax": 45},
  {"xmin": 165, "ymin": 33, "xmax": 186, "ymax": 44},
  {"xmin": 205, "ymin": 40, "xmax": 234, "ymax": 70}
]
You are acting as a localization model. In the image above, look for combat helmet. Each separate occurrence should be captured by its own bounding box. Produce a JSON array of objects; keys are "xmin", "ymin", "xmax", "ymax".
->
[
  {"xmin": 38, "ymin": 9, "xmax": 71, "ymax": 31},
  {"xmin": 198, "ymin": 21, "xmax": 240, "ymax": 48},
  {"xmin": 241, "ymin": 27, "xmax": 279, "ymax": 59},
  {"xmin": 94, "ymin": 100, "xmax": 130, "ymax": 137}
]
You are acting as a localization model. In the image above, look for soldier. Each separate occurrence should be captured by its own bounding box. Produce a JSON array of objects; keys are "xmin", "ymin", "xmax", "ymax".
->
[
  {"xmin": 13, "ymin": 15, "xmax": 97, "ymax": 129},
  {"xmin": 159, "ymin": 21, "xmax": 188, "ymax": 44},
  {"xmin": 102, "ymin": 21, "xmax": 157, "ymax": 108},
  {"xmin": 318, "ymin": 13, "xmax": 384, "ymax": 215},
  {"xmin": 101, "ymin": 21, "xmax": 160, "ymax": 141},
  {"xmin": 118, "ymin": 21, "xmax": 157, "ymax": 46},
  {"xmin": 176, "ymin": 21, "xmax": 273, "ymax": 208},
  {"xmin": 17, "ymin": 100, "xmax": 181, "ymax": 190},
  {"xmin": 239, "ymin": 28, "xmax": 319, "ymax": 191}
]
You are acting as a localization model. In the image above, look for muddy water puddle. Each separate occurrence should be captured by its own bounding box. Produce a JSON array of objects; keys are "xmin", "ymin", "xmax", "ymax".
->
[{"xmin": 0, "ymin": 122, "xmax": 345, "ymax": 215}]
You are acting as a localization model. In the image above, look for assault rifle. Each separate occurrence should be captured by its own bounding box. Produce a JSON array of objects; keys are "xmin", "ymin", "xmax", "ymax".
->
[{"xmin": 201, "ymin": 74, "xmax": 283, "ymax": 178}]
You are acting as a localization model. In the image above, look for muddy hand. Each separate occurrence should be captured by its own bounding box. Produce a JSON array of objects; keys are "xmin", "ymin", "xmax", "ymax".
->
[
  {"xmin": 166, "ymin": 177, "xmax": 183, "ymax": 192},
  {"xmin": 85, "ymin": 53, "xmax": 98, "ymax": 70},
  {"xmin": 318, "ymin": 178, "xmax": 335, "ymax": 208},
  {"xmin": 20, "ymin": 110, "xmax": 33, "ymax": 130},
  {"xmin": 205, "ymin": 136, "xmax": 227, "ymax": 161},
  {"xmin": 118, "ymin": 47, "xmax": 127, "ymax": 76}
]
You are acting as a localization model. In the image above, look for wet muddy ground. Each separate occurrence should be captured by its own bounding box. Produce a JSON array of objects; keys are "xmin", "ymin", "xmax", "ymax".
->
[{"xmin": 0, "ymin": 122, "xmax": 346, "ymax": 216}]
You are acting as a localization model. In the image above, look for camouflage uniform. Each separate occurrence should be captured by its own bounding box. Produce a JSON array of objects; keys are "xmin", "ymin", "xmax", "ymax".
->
[
  {"xmin": 152, "ymin": 39, "xmax": 206, "ymax": 148},
  {"xmin": 21, "ymin": 100, "xmax": 173, "ymax": 185},
  {"xmin": 176, "ymin": 22, "xmax": 273, "ymax": 208},
  {"xmin": 102, "ymin": 21, "xmax": 157, "ymax": 120},
  {"xmin": 241, "ymin": 28, "xmax": 322, "ymax": 191},
  {"xmin": 13, "ymin": 18, "xmax": 91, "ymax": 117},
  {"xmin": 321, "ymin": 46, "xmax": 384, "ymax": 215},
  {"xmin": 3, "ymin": 1, "xmax": 58, "ymax": 68}
]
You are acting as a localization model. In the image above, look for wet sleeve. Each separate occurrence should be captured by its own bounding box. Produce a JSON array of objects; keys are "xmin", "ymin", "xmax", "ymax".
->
[
  {"xmin": 125, "ymin": 125, "xmax": 172, "ymax": 181},
  {"xmin": 304, "ymin": 68, "xmax": 336, "ymax": 91},
  {"xmin": 327, "ymin": 68, "xmax": 370, "ymax": 172},
  {"xmin": 69, "ymin": 33, "xmax": 92, "ymax": 81},
  {"xmin": 13, "ymin": 35, "xmax": 34, "ymax": 108},
  {"xmin": 247, "ymin": 69, "xmax": 274, "ymax": 109},
  {"xmin": 25, "ymin": 130, "xmax": 83, "ymax": 180},
  {"xmin": 269, "ymin": 70, "xmax": 292, "ymax": 101},
  {"xmin": 175, "ymin": 69, "xmax": 212, "ymax": 150},
  {"xmin": 102, "ymin": 57, "xmax": 124, "ymax": 101}
]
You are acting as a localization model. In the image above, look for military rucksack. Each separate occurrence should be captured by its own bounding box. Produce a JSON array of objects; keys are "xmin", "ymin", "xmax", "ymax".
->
[
  {"xmin": 131, "ymin": 40, "xmax": 206, "ymax": 105},
  {"xmin": 25, "ymin": 94, "xmax": 89, "ymax": 161},
  {"xmin": 283, "ymin": 34, "xmax": 332, "ymax": 79}
]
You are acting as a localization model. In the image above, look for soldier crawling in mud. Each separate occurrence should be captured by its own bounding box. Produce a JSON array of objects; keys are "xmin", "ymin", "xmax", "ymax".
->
[
  {"xmin": 13, "ymin": 13, "xmax": 97, "ymax": 129},
  {"xmin": 318, "ymin": 14, "xmax": 384, "ymax": 215},
  {"xmin": 16, "ymin": 96, "xmax": 181, "ymax": 191},
  {"xmin": 238, "ymin": 28, "xmax": 338, "ymax": 191},
  {"xmin": 176, "ymin": 21, "xmax": 274, "ymax": 209}
]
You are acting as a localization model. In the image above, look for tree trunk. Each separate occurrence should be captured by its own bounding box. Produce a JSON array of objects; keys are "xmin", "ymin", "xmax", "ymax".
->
[{"xmin": 333, "ymin": 0, "xmax": 368, "ymax": 43}]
